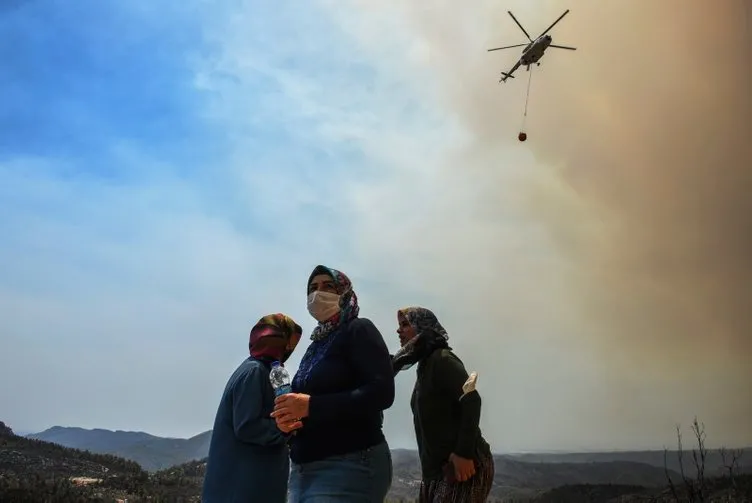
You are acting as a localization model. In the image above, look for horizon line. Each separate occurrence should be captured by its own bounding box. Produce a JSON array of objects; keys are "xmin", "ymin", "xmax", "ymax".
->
[{"xmin": 20, "ymin": 424, "xmax": 752, "ymax": 453}]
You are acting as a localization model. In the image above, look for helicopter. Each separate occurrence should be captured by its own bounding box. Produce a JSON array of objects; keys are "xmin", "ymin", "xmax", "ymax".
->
[{"xmin": 488, "ymin": 9, "xmax": 576, "ymax": 83}]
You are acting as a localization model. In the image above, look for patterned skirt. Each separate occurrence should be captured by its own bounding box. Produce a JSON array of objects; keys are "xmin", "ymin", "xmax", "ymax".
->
[{"xmin": 418, "ymin": 450, "xmax": 495, "ymax": 503}]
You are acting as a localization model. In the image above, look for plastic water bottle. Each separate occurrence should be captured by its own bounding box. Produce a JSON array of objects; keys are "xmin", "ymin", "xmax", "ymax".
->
[{"xmin": 269, "ymin": 361, "xmax": 292, "ymax": 397}]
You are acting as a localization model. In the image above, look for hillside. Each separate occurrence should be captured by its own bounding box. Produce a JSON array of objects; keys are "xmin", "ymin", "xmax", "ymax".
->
[
  {"xmin": 22, "ymin": 424, "xmax": 752, "ymax": 501},
  {"xmin": 29, "ymin": 426, "xmax": 212, "ymax": 471},
  {"xmin": 136, "ymin": 455, "xmax": 752, "ymax": 502},
  {"xmin": 0, "ymin": 421, "xmax": 202, "ymax": 502},
  {"xmin": 28, "ymin": 427, "xmax": 681, "ymax": 497}
]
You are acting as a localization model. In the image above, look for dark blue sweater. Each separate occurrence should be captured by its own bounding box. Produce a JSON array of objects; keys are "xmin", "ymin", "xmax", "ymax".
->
[{"xmin": 290, "ymin": 317, "xmax": 395, "ymax": 464}]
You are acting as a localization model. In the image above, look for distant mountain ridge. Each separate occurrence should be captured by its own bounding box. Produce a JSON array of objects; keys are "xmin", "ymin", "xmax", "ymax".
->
[
  {"xmin": 28, "ymin": 425, "xmax": 211, "ymax": 471},
  {"xmin": 29, "ymin": 425, "xmax": 752, "ymax": 476},
  {"xmin": 27, "ymin": 425, "xmax": 684, "ymax": 500},
  {"xmin": 509, "ymin": 449, "xmax": 752, "ymax": 478},
  {"xmin": 13, "ymin": 424, "xmax": 752, "ymax": 501},
  {"xmin": 0, "ymin": 421, "xmax": 202, "ymax": 501}
]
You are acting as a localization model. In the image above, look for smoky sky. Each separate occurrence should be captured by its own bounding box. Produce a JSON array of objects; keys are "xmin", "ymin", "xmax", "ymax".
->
[
  {"xmin": 3, "ymin": 0, "xmax": 748, "ymax": 450},
  {"xmin": 388, "ymin": 0, "xmax": 751, "ymax": 444}
]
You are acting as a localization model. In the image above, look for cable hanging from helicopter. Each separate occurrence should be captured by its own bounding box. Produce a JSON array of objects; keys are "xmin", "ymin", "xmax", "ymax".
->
[
  {"xmin": 519, "ymin": 68, "xmax": 533, "ymax": 142},
  {"xmin": 487, "ymin": 8, "xmax": 577, "ymax": 142}
]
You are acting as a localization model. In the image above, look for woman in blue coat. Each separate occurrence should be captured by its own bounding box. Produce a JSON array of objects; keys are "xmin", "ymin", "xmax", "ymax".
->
[{"xmin": 201, "ymin": 313, "xmax": 303, "ymax": 503}]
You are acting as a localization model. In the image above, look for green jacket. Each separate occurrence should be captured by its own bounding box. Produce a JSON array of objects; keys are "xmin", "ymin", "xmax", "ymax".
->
[{"xmin": 410, "ymin": 348, "xmax": 490, "ymax": 480}]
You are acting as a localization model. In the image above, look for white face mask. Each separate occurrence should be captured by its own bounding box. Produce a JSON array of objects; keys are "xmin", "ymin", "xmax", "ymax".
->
[{"xmin": 307, "ymin": 291, "xmax": 342, "ymax": 322}]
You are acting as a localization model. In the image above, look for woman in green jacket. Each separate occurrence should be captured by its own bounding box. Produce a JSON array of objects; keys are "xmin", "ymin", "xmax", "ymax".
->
[{"xmin": 392, "ymin": 306, "xmax": 494, "ymax": 503}]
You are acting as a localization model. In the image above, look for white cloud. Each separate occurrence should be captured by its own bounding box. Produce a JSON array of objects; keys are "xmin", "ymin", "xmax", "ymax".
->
[{"xmin": 0, "ymin": 155, "xmax": 321, "ymax": 436}]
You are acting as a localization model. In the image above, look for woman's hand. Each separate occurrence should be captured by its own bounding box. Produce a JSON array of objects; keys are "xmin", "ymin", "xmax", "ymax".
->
[
  {"xmin": 449, "ymin": 453, "xmax": 476, "ymax": 482},
  {"xmin": 271, "ymin": 393, "xmax": 311, "ymax": 425},
  {"xmin": 276, "ymin": 418, "xmax": 303, "ymax": 434}
]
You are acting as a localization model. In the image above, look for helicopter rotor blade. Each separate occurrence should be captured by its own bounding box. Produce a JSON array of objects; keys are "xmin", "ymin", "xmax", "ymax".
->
[
  {"xmin": 507, "ymin": 11, "xmax": 533, "ymax": 42},
  {"xmin": 538, "ymin": 9, "xmax": 570, "ymax": 39},
  {"xmin": 487, "ymin": 44, "xmax": 528, "ymax": 52},
  {"xmin": 549, "ymin": 44, "xmax": 577, "ymax": 50}
]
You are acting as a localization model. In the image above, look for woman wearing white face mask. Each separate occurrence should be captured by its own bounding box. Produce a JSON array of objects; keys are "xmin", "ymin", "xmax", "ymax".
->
[{"xmin": 271, "ymin": 265, "xmax": 395, "ymax": 502}]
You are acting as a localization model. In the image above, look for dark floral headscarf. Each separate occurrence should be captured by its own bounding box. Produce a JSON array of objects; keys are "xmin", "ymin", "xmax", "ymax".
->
[
  {"xmin": 392, "ymin": 306, "xmax": 451, "ymax": 375},
  {"xmin": 249, "ymin": 313, "xmax": 302, "ymax": 364},
  {"xmin": 293, "ymin": 265, "xmax": 360, "ymax": 388},
  {"xmin": 307, "ymin": 265, "xmax": 360, "ymax": 342}
]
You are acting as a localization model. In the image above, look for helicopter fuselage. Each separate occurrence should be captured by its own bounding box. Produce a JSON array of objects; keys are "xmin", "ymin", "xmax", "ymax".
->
[
  {"xmin": 520, "ymin": 35, "xmax": 552, "ymax": 66},
  {"xmin": 489, "ymin": 9, "xmax": 575, "ymax": 83}
]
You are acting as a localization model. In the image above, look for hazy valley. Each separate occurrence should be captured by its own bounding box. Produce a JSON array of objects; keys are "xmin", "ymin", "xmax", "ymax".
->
[{"xmin": 3, "ymin": 421, "xmax": 750, "ymax": 502}]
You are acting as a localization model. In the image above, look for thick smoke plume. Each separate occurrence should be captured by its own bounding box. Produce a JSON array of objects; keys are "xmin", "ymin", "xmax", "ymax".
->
[{"xmin": 383, "ymin": 0, "xmax": 751, "ymax": 443}]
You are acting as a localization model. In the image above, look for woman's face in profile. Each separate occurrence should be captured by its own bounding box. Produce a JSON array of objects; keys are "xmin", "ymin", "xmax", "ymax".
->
[{"xmin": 397, "ymin": 313, "xmax": 417, "ymax": 347}]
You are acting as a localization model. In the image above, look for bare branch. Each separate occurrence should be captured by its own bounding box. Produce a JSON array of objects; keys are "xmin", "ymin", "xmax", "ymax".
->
[
  {"xmin": 675, "ymin": 424, "xmax": 696, "ymax": 501},
  {"xmin": 689, "ymin": 417, "xmax": 707, "ymax": 502},
  {"xmin": 719, "ymin": 446, "xmax": 743, "ymax": 489},
  {"xmin": 664, "ymin": 446, "xmax": 680, "ymax": 502}
]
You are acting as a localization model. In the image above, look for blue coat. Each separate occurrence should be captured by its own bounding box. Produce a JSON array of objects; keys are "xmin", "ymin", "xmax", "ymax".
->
[{"xmin": 202, "ymin": 357, "xmax": 290, "ymax": 503}]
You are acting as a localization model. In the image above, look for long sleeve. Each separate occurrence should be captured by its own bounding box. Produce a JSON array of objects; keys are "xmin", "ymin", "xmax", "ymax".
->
[
  {"xmin": 434, "ymin": 351, "xmax": 482, "ymax": 459},
  {"xmin": 231, "ymin": 364, "xmax": 288, "ymax": 446},
  {"xmin": 308, "ymin": 318, "xmax": 395, "ymax": 421}
]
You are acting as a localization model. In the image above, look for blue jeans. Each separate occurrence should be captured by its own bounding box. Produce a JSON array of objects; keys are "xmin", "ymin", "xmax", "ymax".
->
[{"xmin": 288, "ymin": 441, "xmax": 392, "ymax": 502}]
